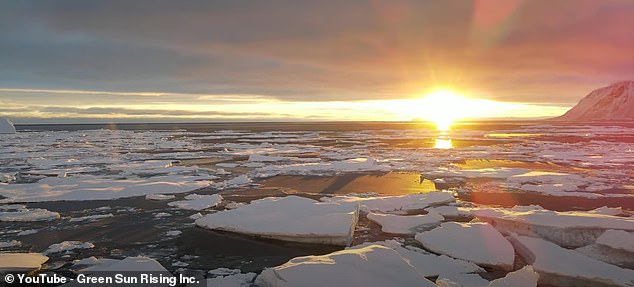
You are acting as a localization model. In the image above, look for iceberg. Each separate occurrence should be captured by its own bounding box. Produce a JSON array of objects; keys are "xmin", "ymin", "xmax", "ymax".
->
[
  {"xmin": 256, "ymin": 245, "xmax": 436, "ymax": 287},
  {"xmin": 415, "ymin": 222, "xmax": 515, "ymax": 270},
  {"xmin": 0, "ymin": 117, "xmax": 16, "ymax": 134},
  {"xmin": 366, "ymin": 211, "xmax": 444, "ymax": 234},
  {"xmin": 196, "ymin": 196, "xmax": 359, "ymax": 245}
]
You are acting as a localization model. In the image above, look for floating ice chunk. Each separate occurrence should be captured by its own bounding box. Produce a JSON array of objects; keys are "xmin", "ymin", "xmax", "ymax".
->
[
  {"xmin": 256, "ymin": 245, "xmax": 436, "ymax": 287},
  {"xmin": 509, "ymin": 234, "xmax": 634, "ymax": 287},
  {"xmin": 44, "ymin": 241, "xmax": 94, "ymax": 255},
  {"xmin": 588, "ymin": 206, "xmax": 624, "ymax": 216},
  {"xmin": 353, "ymin": 240, "xmax": 484, "ymax": 277},
  {"xmin": 0, "ymin": 240, "xmax": 21, "ymax": 248},
  {"xmin": 425, "ymin": 205, "xmax": 473, "ymax": 217},
  {"xmin": 17, "ymin": 229, "xmax": 38, "ymax": 236},
  {"xmin": 196, "ymin": 196, "xmax": 358, "ymax": 246},
  {"xmin": 595, "ymin": 229, "xmax": 634, "ymax": 252},
  {"xmin": 69, "ymin": 213, "xmax": 113, "ymax": 222},
  {"xmin": 322, "ymin": 191, "xmax": 454, "ymax": 213},
  {"xmin": 424, "ymin": 167, "xmax": 528, "ymax": 179},
  {"xmin": 488, "ymin": 265, "xmax": 538, "ymax": 287},
  {"xmin": 166, "ymin": 230, "xmax": 182, "ymax": 237},
  {"xmin": 168, "ymin": 194, "xmax": 222, "ymax": 211},
  {"xmin": 415, "ymin": 222, "xmax": 515, "ymax": 270},
  {"xmin": 0, "ymin": 175, "xmax": 212, "ymax": 202},
  {"xmin": 473, "ymin": 208, "xmax": 634, "ymax": 248},
  {"xmin": 0, "ymin": 117, "xmax": 16, "ymax": 134},
  {"xmin": 0, "ymin": 205, "xmax": 60, "ymax": 221},
  {"xmin": 80, "ymin": 256, "xmax": 170, "ymax": 273},
  {"xmin": 209, "ymin": 268, "xmax": 241, "ymax": 276},
  {"xmin": 203, "ymin": 272, "xmax": 257, "ymax": 287},
  {"xmin": 189, "ymin": 212, "xmax": 203, "ymax": 220},
  {"xmin": 214, "ymin": 175, "xmax": 252, "ymax": 190},
  {"xmin": 224, "ymin": 202, "xmax": 246, "ymax": 209},
  {"xmin": 146, "ymin": 194, "xmax": 176, "ymax": 201},
  {"xmin": 154, "ymin": 212, "xmax": 171, "ymax": 218},
  {"xmin": 367, "ymin": 211, "xmax": 444, "ymax": 234},
  {"xmin": 0, "ymin": 253, "xmax": 48, "ymax": 272}
]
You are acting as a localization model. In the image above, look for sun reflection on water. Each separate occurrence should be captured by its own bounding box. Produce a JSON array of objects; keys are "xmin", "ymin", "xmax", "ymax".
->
[{"xmin": 434, "ymin": 130, "xmax": 453, "ymax": 149}]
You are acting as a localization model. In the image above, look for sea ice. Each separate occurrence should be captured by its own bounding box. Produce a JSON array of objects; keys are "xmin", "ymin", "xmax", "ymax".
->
[
  {"xmin": 0, "ymin": 205, "xmax": 60, "ymax": 221},
  {"xmin": 415, "ymin": 222, "xmax": 515, "ymax": 270},
  {"xmin": 366, "ymin": 211, "xmax": 444, "ymax": 234},
  {"xmin": 168, "ymin": 194, "xmax": 223, "ymax": 211},
  {"xmin": 256, "ymin": 245, "xmax": 436, "ymax": 287},
  {"xmin": 80, "ymin": 256, "xmax": 170, "ymax": 273},
  {"xmin": 69, "ymin": 213, "xmax": 114, "ymax": 222},
  {"xmin": 203, "ymin": 272, "xmax": 257, "ymax": 287},
  {"xmin": 321, "ymin": 191, "xmax": 455, "ymax": 213},
  {"xmin": 0, "ymin": 175, "xmax": 212, "ymax": 202},
  {"xmin": 145, "ymin": 194, "xmax": 176, "ymax": 201},
  {"xmin": 509, "ymin": 234, "xmax": 634, "ymax": 287},
  {"xmin": 0, "ymin": 253, "xmax": 48, "ymax": 272},
  {"xmin": 595, "ymin": 229, "xmax": 634, "ymax": 252},
  {"xmin": 473, "ymin": 207, "xmax": 634, "ymax": 247},
  {"xmin": 0, "ymin": 240, "xmax": 21, "ymax": 248},
  {"xmin": 44, "ymin": 241, "xmax": 95, "ymax": 255},
  {"xmin": 196, "ymin": 196, "xmax": 358, "ymax": 245},
  {"xmin": 576, "ymin": 230, "xmax": 634, "ymax": 268},
  {"xmin": 488, "ymin": 265, "xmax": 539, "ymax": 287}
]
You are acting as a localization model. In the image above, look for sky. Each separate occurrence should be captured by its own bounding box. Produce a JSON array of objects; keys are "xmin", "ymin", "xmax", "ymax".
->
[{"xmin": 1, "ymin": 0, "xmax": 633, "ymax": 123}]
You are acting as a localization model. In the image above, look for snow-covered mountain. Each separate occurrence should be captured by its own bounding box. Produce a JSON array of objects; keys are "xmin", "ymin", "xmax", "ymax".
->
[{"xmin": 554, "ymin": 81, "xmax": 634, "ymax": 121}]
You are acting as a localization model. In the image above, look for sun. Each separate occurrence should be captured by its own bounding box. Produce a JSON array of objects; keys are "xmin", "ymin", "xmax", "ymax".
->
[{"xmin": 417, "ymin": 88, "xmax": 505, "ymax": 130}]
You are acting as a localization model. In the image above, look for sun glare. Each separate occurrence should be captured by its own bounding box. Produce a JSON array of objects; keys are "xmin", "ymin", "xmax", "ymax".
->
[{"xmin": 417, "ymin": 88, "xmax": 508, "ymax": 130}]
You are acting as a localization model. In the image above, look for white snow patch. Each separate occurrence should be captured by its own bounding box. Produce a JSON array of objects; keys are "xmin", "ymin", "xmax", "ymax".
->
[
  {"xmin": 415, "ymin": 222, "xmax": 515, "ymax": 270},
  {"xmin": 196, "ymin": 196, "xmax": 358, "ymax": 246}
]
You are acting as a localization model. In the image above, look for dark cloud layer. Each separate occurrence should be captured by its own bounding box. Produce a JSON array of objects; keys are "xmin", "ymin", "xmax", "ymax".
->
[{"xmin": 0, "ymin": 0, "xmax": 633, "ymax": 105}]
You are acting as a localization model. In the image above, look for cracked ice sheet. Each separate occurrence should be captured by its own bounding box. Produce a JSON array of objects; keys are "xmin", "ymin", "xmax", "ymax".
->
[{"xmin": 321, "ymin": 191, "xmax": 455, "ymax": 213}]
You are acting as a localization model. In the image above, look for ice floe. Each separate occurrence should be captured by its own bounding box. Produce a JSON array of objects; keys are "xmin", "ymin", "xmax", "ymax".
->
[
  {"xmin": 79, "ymin": 256, "xmax": 170, "ymax": 273},
  {"xmin": 321, "ymin": 191, "xmax": 455, "ymax": 213},
  {"xmin": 576, "ymin": 229, "xmax": 634, "ymax": 268},
  {"xmin": 254, "ymin": 157, "xmax": 388, "ymax": 177},
  {"xmin": 196, "ymin": 196, "xmax": 358, "ymax": 245},
  {"xmin": 203, "ymin": 272, "xmax": 257, "ymax": 287},
  {"xmin": 44, "ymin": 241, "xmax": 95, "ymax": 255},
  {"xmin": 0, "ymin": 175, "xmax": 212, "ymax": 202},
  {"xmin": 366, "ymin": 211, "xmax": 444, "ymax": 234},
  {"xmin": 0, "ymin": 253, "xmax": 48, "ymax": 272},
  {"xmin": 509, "ymin": 234, "xmax": 634, "ymax": 287},
  {"xmin": 69, "ymin": 213, "xmax": 113, "ymax": 222},
  {"xmin": 595, "ymin": 229, "xmax": 634, "ymax": 252},
  {"xmin": 168, "ymin": 194, "xmax": 222, "ymax": 211},
  {"xmin": 0, "ymin": 205, "xmax": 60, "ymax": 221},
  {"xmin": 473, "ymin": 207, "xmax": 634, "ymax": 247},
  {"xmin": 146, "ymin": 194, "xmax": 176, "ymax": 201},
  {"xmin": 0, "ymin": 240, "xmax": 21, "ymax": 248},
  {"xmin": 256, "ymin": 245, "xmax": 436, "ymax": 287},
  {"xmin": 415, "ymin": 222, "xmax": 515, "ymax": 270}
]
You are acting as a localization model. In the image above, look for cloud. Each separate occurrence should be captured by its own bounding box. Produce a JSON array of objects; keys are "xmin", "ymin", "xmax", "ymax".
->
[{"xmin": 0, "ymin": 0, "xmax": 632, "ymax": 110}]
